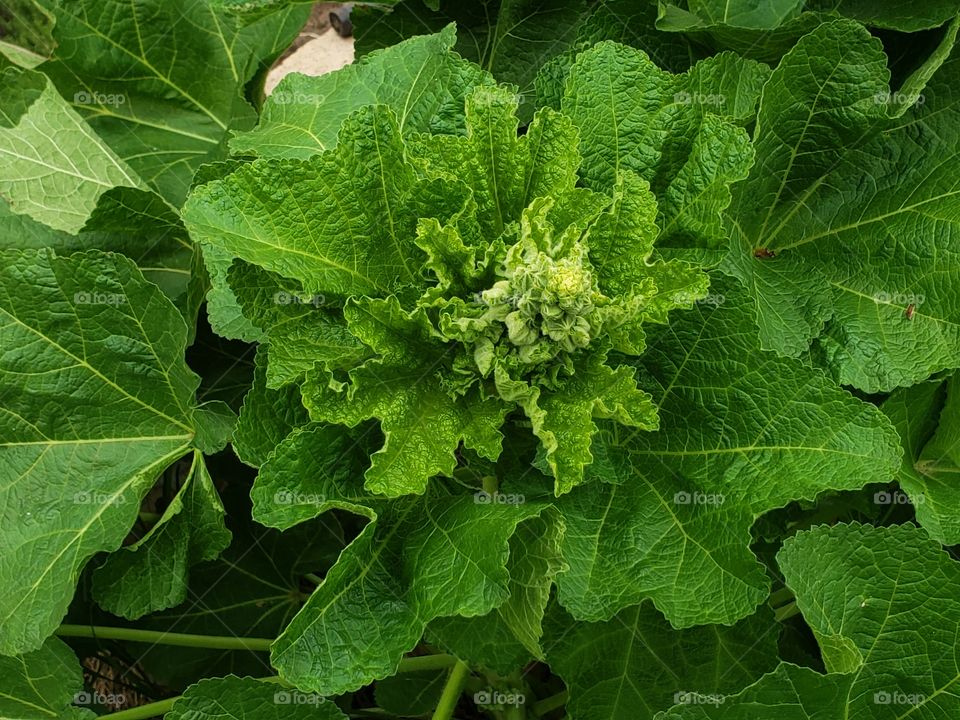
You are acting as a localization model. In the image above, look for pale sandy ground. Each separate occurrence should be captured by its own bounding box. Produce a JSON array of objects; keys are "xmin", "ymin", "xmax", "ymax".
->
[{"xmin": 265, "ymin": 23, "xmax": 355, "ymax": 94}]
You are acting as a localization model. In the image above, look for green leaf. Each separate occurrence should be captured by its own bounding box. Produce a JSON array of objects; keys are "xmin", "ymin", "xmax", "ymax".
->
[
  {"xmin": 200, "ymin": 244, "xmax": 265, "ymax": 343},
  {"xmin": 91, "ymin": 451, "xmax": 231, "ymax": 619},
  {"xmin": 133, "ymin": 498, "xmax": 339, "ymax": 689},
  {"xmin": 528, "ymin": 354, "xmax": 658, "ymax": 495},
  {"xmin": 35, "ymin": 0, "xmax": 309, "ymax": 204},
  {"xmin": 193, "ymin": 400, "xmax": 238, "ymax": 454},
  {"xmin": 168, "ymin": 676, "xmax": 347, "ymax": 720},
  {"xmin": 809, "ymin": 0, "xmax": 960, "ymax": 31},
  {"xmin": 882, "ymin": 375, "xmax": 960, "ymax": 544},
  {"xmin": 410, "ymin": 85, "xmax": 581, "ymax": 239},
  {"xmin": 657, "ymin": 0, "xmax": 805, "ymax": 30},
  {"xmin": 552, "ymin": 276, "xmax": 901, "ymax": 627},
  {"xmin": 271, "ymin": 489, "xmax": 547, "ymax": 694},
  {"xmin": 662, "ymin": 523, "xmax": 960, "ymax": 717},
  {"xmin": 0, "ymin": 249, "xmax": 206, "ymax": 654},
  {"xmin": 0, "ymin": 67, "xmax": 145, "ymax": 233},
  {"xmin": 302, "ymin": 297, "xmax": 507, "ymax": 496},
  {"xmin": 561, "ymin": 43, "xmax": 765, "ymax": 246},
  {"xmin": 0, "ymin": 638, "xmax": 84, "ymax": 719},
  {"xmin": 251, "ymin": 424, "xmax": 376, "ymax": 528},
  {"xmin": 184, "ymin": 106, "xmax": 466, "ymax": 304},
  {"xmin": 429, "ymin": 511, "xmax": 566, "ymax": 672},
  {"xmin": 6, "ymin": 185, "xmax": 206, "ymax": 331},
  {"xmin": 354, "ymin": 0, "xmax": 590, "ymax": 122},
  {"xmin": 544, "ymin": 603, "xmax": 778, "ymax": 720},
  {"xmin": 231, "ymin": 25, "xmax": 496, "ymax": 159},
  {"xmin": 227, "ymin": 261, "xmax": 368, "ymax": 388},
  {"xmin": 724, "ymin": 20, "xmax": 960, "ymax": 391},
  {"xmin": 233, "ymin": 347, "xmax": 311, "ymax": 467}
]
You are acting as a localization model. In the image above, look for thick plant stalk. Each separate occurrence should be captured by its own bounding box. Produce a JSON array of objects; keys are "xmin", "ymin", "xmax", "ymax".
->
[{"xmin": 432, "ymin": 659, "xmax": 471, "ymax": 720}]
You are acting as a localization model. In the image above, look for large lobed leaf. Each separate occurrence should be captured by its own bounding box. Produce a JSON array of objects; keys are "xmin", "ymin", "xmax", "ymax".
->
[
  {"xmin": 550, "ymin": 276, "xmax": 901, "ymax": 627},
  {"xmin": 724, "ymin": 19, "xmax": 960, "ymax": 392},
  {"xmin": 0, "ymin": 249, "xmax": 220, "ymax": 654},
  {"xmin": 663, "ymin": 522, "xmax": 960, "ymax": 717}
]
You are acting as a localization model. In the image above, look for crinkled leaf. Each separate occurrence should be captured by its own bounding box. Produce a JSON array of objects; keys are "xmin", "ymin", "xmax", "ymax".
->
[
  {"xmin": 882, "ymin": 375, "xmax": 960, "ymax": 544},
  {"xmin": 562, "ymin": 43, "xmax": 764, "ymax": 246},
  {"xmin": 553, "ymin": 276, "xmax": 901, "ymax": 627},
  {"xmin": 233, "ymin": 347, "xmax": 311, "ymax": 467},
  {"xmin": 227, "ymin": 261, "xmax": 368, "ymax": 388},
  {"xmin": 91, "ymin": 451, "xmax": 230, "ymax": 619},
  {"xmin": 231, "ymin": 26, "xmax": 495, "ymax": 159},
  {"xmin": 184, "ymin": 106, "xmax": 466, "ymax": 304},
  {"xmin": 271, "ymin": 488, "xmax": 547, "ymax": 694},
  {"xmin": 411, "ymin": 85, "xmax": 580, "ymax": 239},
  {"xmin": 724, "ymin": 20, "xmax": 960, "ymax": 391},
  {"xmin": 200, "ymin": 244, "xmax": 264, "ymax": 343},
  {"xmin": 0, "ymin": 249, "xmax": 207, "ymax": 654},
  {"xmin": 528, "ymin": 355, "xmax": 658, "ymax": 495},
  {"xmin": 429, "ymin": 511, "xmax": 566, "ymax": 672},
  {"xmin": 251, "ymin": 424, "xmax": 376, "ymax": 528},
  {"xmin": 355, "ymin": 0, "xmax": 590, "ymax": 122},
  {"xmin": 302, "ymin": 297, "xmax": 507, "ymax": 496}
]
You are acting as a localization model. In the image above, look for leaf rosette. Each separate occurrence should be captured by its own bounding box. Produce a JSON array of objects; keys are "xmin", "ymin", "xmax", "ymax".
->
[{"xmin": 185, "ymin": 84, "xmax": 708, "ymax": 496}]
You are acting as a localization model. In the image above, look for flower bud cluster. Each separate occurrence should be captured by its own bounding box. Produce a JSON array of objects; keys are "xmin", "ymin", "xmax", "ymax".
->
[{"xmin": 477, "ymin": 243, "xmax": 601, "ymax": 366}]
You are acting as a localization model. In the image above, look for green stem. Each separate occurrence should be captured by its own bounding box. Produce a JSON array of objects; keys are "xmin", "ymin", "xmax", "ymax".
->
[
  {"xmin": 304, "ymin": 572, "xmax": 324, "ymax": 585},
  {"xmin": 95, "ymin": 697, "xmax": 177, "ymax": 720},
  {"xmin": 532, "ymin": 690, "xmax": 568, "ymax": 717},
  {"xmin": 432, "ymin": 659, "xmax": 471, "ymax": 720},
  {"xmin": 769, "ymin": 587, "xmax": 795, "ymax": 608},
  {"xmin": 400, "ymin": 653, "xmax": 458, "ymax": 673},
  {"xmin": 56, "ymin": 625, "xmax": 273, "ymax": 651},
  {"xmin": 59, "ymin": 625, "xmax": 458, "ymax": 674},
  {"xmin": 775, "ymin": 601, "xmax": 802, "ymax": 622}
]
